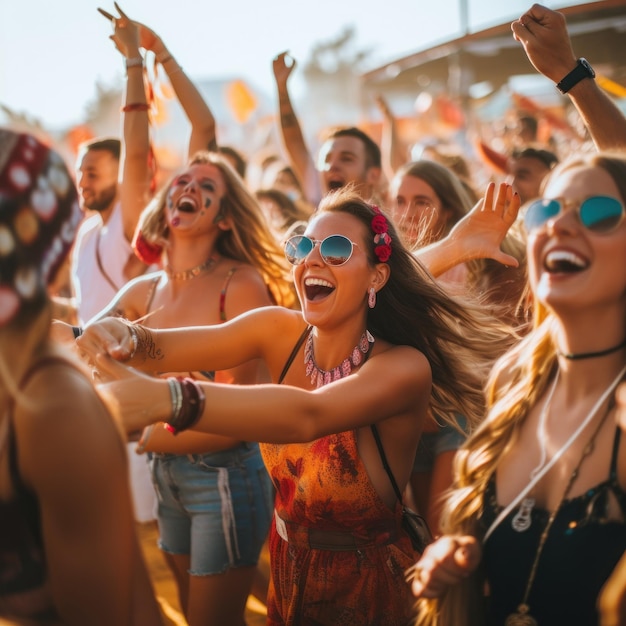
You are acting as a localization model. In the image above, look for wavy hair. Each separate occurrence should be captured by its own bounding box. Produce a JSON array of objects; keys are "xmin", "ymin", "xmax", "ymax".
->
[
  {"xmin": 318, "ymin": 188, "xmax": 518, "ymax": 434},
  {"xmin": 137, "ymin": 151, "xmax": 296, "ymax": 308},
  {"xmin": 414, "ymin": 150, "xmax": 626, "ymax": 626}
]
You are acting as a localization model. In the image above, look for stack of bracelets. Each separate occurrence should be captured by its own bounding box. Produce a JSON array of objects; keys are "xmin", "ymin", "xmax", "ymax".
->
[{"xmin": 164, "ymin": 377, "xmax": 206, "ymax": 435}]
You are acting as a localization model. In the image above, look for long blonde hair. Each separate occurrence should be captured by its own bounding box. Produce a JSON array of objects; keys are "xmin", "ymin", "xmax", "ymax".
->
[{"xmin": 414, "ymin": 150, "xmax": 626, "ymax": 626}]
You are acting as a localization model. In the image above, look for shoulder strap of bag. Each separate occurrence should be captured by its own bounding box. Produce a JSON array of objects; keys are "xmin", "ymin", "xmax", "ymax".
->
[
  {"xmin": 371, "ymin": 424, "xmax": 404, "ymax": 504},
  {"xmin": 278, "ymin": 325, "xmax": 311, "ymax": 384}
]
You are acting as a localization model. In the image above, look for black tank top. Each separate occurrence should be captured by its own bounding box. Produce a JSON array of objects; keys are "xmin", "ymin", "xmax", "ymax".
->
[{"xmin": 481, "ymin": 427, "xmax": 626, "ymax": 626}]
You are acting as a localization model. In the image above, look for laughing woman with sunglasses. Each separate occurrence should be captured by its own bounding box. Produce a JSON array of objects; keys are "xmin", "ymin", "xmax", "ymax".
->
[
  {"xmin": 411, "ymin": 151, "xmax": 626, "ymax": 626},
  {"xmin": 77, "ymin": 186, "xmax": 514, "ymax": 625}
]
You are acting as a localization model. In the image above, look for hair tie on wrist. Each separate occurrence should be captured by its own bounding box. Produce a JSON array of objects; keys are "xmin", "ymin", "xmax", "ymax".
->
[
  {"xmin": 121, "ymin": 103, "xmax": 150, "ymax": 113},
  {"xmin": 125, "ymin": 56, "xmax": 143, "ymax": 70}
]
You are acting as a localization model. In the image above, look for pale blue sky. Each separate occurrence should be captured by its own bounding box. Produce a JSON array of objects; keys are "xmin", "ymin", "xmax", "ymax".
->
[{"xmin": 0, "ymin": 0, "xmax": 582, "ymax": 130}]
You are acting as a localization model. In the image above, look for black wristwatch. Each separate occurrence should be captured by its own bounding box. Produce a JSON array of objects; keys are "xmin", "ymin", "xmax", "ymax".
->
[{"xmin": 556, "ymin": 58, "xmax": 595, "ymax": 94}]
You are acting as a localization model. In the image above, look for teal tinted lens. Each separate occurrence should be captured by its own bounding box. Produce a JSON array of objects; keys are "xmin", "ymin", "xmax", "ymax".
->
[
  {"xmin": 319, "ymin": 235, "xmax": 354, "ymax": 266},
  {"xmin": 284, "ymin": 235, "xmax": 313, "ymax": 265},
  {"xmin": 579, "ymin": 196, "xmax": 624, "ymax": 232},
  {"xmin": 524, "ymin": 199, "xmax": 560, "ymax": 232}
]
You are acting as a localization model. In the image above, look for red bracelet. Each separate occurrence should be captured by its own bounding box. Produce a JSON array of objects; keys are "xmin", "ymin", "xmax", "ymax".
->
[{"xmin": 121, "ymin": 103, "xmax": 150, "ymax": 112}]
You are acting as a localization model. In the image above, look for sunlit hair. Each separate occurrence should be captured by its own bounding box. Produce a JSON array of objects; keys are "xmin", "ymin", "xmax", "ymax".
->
[
  {"xmin": 138, "ymin": 151, "xmax": 296, "ymax": 308},
  {"xmin": 414, "ymin": 150, "xmax": 626, "ymax": 626},
  {"xmin": 317, "ymin": 187, "xmax": 518, "ymax": 436},
  {"xmin": 255, "ymin": 188, "xmax": 312, "ymax": 239},
  {"xmin": 392, "ymin": 160, "xmax": 474, "ymax": 246}
]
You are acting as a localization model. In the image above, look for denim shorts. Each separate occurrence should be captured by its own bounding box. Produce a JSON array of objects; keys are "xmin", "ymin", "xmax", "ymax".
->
[{"xmin": 149, "ymin": 442, "xmax": 274, "ymax": 575}]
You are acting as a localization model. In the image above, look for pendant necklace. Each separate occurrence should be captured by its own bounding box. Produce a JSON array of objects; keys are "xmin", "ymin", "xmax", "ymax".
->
[
  {"xmin": 165, "ymin": 256, "xmax": 217, "ymax": 281},
  {"xmin": 511, "ymin": 370, "xmax": 560, "ymax": 533},
  {"xmin": 304, "ymin": 328, "xmax": 374, "ymax": 388},
  {"xmin": 505, "ymin": 395, "xmax": 615, "ymax": 626}
]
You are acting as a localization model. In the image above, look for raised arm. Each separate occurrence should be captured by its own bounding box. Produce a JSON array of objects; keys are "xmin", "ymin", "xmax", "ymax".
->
[
  {"xmin": 374, "ymin": 94, "xmax": 408, "ymax": 178},
  {"xmin": 133, "ymin": 16, "xmax": 217, "ymax": 156},
  {"xmin": 99, "ymin": 4, "xmax": 152, "ymax": 244},
  {"xmin": 511, "ymin": 3, "xmax": 626, "ymax": 150},
  {"xmin": 415, "ymin": 182, "xmax": 521, "ymax": 277},
  {"xmin": 272, "ymin": 52, "xmax": 321, "ymax": 205}
]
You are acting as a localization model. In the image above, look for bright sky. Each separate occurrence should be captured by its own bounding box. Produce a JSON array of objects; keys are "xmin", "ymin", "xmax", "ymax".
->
[{"xmin": 0, "ymin": 0, "xmax": 579, "ymax": 131}]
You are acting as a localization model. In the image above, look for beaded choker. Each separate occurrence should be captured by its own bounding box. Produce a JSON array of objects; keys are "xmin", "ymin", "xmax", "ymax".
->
[
  {"xmin": 165, "ymin": 257, "xmax": 216, "ymax": 281},
  {"xmin": 558, "ymin": 337, "xmax": 626, "ymax": 360},
  {"xmin": 304, "ymin": 328, "xmax": 375, "ymax": 388}
]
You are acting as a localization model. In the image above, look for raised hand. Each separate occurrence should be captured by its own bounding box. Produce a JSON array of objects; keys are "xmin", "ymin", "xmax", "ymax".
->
[
  {"xmin": 273, "ymin": 51, "xmax": 296, "ymax": 87},
  {"xmin": 97, "ymin": 3, "xmax": 141, "ymax": 59},
  {"xmin": 447, "ymin": 182, "xmax": 522, "ymax": 267},
  {"xmin": 510, "ymin": 4, "xmax": 577, "ymax": 84}
]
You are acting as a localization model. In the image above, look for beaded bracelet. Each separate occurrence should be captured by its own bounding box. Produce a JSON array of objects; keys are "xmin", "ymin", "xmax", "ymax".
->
[
  {"xmin": 121, "ymin": 103, "xmax": 150, "ymax": 112},
  {"xmin": 164, "ymin": 377, "xmax": 206, "ymax": 435}
]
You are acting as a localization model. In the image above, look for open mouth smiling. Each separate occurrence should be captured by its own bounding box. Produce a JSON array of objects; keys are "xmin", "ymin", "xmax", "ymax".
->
[
  {"xmin": 304, "ymin": 277, "xmax": 335, "ymax": 301},
  {"xmin": 543, "ymin": 249, "xmax": 589, "ymax": 274}
]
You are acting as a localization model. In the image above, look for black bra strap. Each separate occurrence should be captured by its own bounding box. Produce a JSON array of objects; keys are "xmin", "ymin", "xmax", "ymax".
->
[
  {"xmin": 371, "ymin": 424, "xmax": 404, "ymax": 504},
  {"xmin": 278, "ymin": 325, "xmax": 311, "ymax": 384}
]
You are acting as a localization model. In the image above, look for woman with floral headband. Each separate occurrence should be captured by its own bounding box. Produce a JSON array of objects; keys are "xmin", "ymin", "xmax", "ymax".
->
[
  {"xmin": 0, "ymin": 130, "xmax": 162, "ymax": 624},
  {"xmin": 77, "ymin": 186, "xmax": 517, "ymax": 624}
]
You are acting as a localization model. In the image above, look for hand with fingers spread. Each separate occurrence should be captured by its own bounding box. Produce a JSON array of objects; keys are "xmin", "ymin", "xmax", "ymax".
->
[
  {"xmin": 511, "ymin": 4, "xmax": 577, "ymax": 85},
  {"xmin": 446, "ymin": 182, "xmax": 521, "ymax": 267},
  {"xmin": 273, "ymin": 51, "xmax": 296, "ymax": 88},
  {"xmin": 410, "ymin": 535, "xmax": 481, "ymax": 599}
]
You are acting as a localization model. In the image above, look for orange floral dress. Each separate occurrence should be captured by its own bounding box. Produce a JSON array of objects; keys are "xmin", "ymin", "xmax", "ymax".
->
[{"xmin": 260, "ymin": 430, "xmax": 417, "ymax": 625}]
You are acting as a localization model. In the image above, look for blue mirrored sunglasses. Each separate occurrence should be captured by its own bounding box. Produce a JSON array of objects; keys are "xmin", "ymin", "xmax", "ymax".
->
[
  {"xmin": 284, "ymin": 234, "xmax": 357, "ymax": 266},
  {"xmin": 524, "ymin": 195, "xmax": 624, "ymax": 234}
]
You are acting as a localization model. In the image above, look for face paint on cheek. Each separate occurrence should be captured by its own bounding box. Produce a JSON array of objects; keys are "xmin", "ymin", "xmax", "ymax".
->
[
  {"xmin": 171, "ymin": 217, "xmax": 180, "ymax": 227},
  {"xmin": 204, "ymin": 198, "xmax": 211, "ymax": 208}
]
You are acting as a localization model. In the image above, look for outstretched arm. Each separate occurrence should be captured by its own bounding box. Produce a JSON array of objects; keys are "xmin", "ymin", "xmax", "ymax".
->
[
  {"xmin": 272, "ymin": 52, "xmax": 321, "ymax": 205},
  {"xmin": 415, "ymin": 182, "xmax": 521, "ymax": 277},
  {"xmin": 134, "ymin": 17, "xmax": 217, "ymax": 156},
  {"xmin": 511, "ymin": 3, "xmax": 626, "ymax": 150}
]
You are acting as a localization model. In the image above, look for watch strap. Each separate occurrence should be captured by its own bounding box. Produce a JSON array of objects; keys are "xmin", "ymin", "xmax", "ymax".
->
[{"xmin": 556, "ymin": 58, "xmax": 595, "ymax": 94}]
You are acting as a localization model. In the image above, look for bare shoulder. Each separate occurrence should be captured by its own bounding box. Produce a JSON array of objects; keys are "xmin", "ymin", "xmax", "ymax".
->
[
  {"xmin": 362, "ymin": 342, "xmax": 432, "ymax": 410},
  {"xmin": 220, "ymin": 263, "xmax": 274, "ymax": 316},
  {"xmin": 14, "ymin": 357, "xmax": 125, "ymax": 480}
]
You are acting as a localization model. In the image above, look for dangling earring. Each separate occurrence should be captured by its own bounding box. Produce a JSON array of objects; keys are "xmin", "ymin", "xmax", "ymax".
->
[{"xmin": 368, "ymin": 287, "xmax": 376, "ymax": 309}]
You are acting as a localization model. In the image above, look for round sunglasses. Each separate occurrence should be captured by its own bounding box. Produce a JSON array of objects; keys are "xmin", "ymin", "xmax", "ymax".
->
[
  {"xmin": 284, "ymin": 234, "xmax": 358, "ymax": 266},
  {"xmin": 524, "ymin": 195, "xmax": 625, "ymax": 234}
]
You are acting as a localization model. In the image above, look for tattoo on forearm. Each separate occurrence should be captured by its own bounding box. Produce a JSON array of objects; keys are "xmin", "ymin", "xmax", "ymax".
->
[{"xmin": 136, "ymin": 325, "xmax": 164, "ymax": 362}]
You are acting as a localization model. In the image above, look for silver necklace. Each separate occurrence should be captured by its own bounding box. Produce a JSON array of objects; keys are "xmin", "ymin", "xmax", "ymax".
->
[
  {"xmin": 512, "ymin": 370, "xmax": 560, "ymax": 533},
  {"xmin": 304, "ymin": 328, "xmax": 374, "ymax": 388}
]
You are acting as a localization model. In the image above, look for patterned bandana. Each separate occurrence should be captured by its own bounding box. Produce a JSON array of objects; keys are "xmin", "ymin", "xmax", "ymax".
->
[{"xmin": 0, "ymin": 130, "xmax": 82, "ymax": 325}]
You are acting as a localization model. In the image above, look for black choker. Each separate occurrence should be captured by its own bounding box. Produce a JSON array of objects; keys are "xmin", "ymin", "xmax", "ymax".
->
[{"xmin": 558, "ymin": 337, "xmax": 626, "ymax": 360}]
